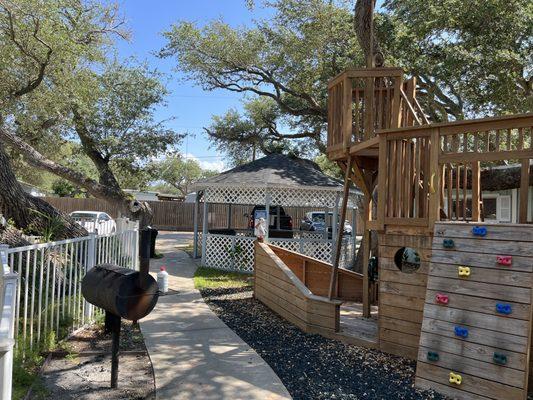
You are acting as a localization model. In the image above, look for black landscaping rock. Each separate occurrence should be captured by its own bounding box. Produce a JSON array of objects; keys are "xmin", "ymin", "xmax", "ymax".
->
[{"xmin": 200, "ymin": 287, "xmax": 448, "ymax": 400}]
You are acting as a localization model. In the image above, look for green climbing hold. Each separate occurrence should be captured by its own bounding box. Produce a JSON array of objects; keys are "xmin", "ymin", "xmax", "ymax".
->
[
  {"xmin": 493, "ymin": 353, "xmax": 507, "ymax": 365},
  {"xmin": 427, "ymin": 351, "xmax": 439, "ymax": 362}
]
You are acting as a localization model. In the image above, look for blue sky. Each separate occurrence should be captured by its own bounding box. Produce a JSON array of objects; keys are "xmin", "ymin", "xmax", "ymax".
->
[{"xmin": 114, "ymin": 1, "xmax": 273, "ymax": 171}]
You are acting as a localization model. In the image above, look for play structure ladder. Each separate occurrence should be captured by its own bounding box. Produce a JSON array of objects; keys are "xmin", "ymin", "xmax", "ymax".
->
[{"xmin": 415, "ymin": 222, "xmax": 533, "ymax": 400}]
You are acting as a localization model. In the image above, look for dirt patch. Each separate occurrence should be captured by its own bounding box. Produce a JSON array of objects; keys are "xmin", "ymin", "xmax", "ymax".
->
[{"xmin": 31, "ymin": 321, "xmax": 155, "ymax": 400}]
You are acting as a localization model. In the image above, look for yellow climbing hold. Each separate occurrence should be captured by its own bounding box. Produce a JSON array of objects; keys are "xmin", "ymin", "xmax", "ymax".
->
[
  {"xmin": 449, "ymin": 372, "xmax": 462, "ymax": 385},
  {"xmin": 458, "ymin": 266, "xmax": 470, "ymax": 277}
]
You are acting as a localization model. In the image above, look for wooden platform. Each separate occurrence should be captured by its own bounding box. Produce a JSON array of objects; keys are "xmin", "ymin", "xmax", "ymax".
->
[
  {"xmin": 415, "ymin": 222, "xmax": 533, "ymax": 400},
  {"xmin": 339, "ymin": 302, "xmax": 378, "ymax": 343}
]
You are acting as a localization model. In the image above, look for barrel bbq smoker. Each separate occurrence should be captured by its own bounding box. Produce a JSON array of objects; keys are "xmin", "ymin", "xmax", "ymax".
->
[{"xmin": 82, "ymin": 229, "xmax": 159, "ymax": 388}]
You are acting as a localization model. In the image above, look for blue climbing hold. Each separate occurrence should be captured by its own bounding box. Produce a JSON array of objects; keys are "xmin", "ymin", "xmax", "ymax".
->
[
  {"xmin": 454, "ymin": 326, "xmax": 469, "ymax": 338},
  {"xmin": 472, "ymin": 226, "xmax": 487, "ymax": 236},
  {"xmin": 496, "ymin": 303, "xmax": 512, "ymax": 315}
]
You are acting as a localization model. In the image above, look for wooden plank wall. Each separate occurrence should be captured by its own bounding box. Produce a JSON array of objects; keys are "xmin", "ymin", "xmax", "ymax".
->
[
  {"xmin": 43, "ymin": 197, "xmax": 362, "ymax": 233},
  {"xmin": 269, "ymin": 245, "xmax": 365, "ymax": 302},
  {"xmin": 254, "ymin": 242, "xmax": 341, "ymax": 333},
  {"xmin": 378, "ymin": 226, "xmax": 433, "ymax": 359},
  {"xmin": 415, "ymin": 222, "xmax": 533, "ymax": 400}
]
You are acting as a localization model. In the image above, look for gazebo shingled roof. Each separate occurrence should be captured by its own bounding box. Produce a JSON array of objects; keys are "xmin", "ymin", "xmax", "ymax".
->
[
  {"xmin": 193, "ymin": 154, "xmax": 360, "ymax": 208},
  {"xmin": 195, "ymin": 153, "xmax": 342, "ymax": 189}
]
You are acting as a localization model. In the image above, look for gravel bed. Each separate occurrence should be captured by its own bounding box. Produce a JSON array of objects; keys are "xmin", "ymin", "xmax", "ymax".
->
[{"xmin": 200, "ymin": 287, "xmax": 448, "ymax": 400}]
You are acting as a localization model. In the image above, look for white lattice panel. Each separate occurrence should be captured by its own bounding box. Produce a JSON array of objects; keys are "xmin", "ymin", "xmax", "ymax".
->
[
  {"xmin": 303, "ymin": 240, "xmax": 332, "ymax": 262},
  {"xmin": 203, "ymin": 234, "xmax": 356, "ymax": 273},
  {"xmin": 269, "ymin": 239, "xmax": 302, "ymax": 253},
  {"xmin": 203, "ymin": 186, "xmax": 358, "ymax": 208},
  {"xmin": 204, "ymin": 186, "xmax": 265, "ymax": 205},
  {"xmin": 204, "ymin": 234, "xmax": 255, "ymax": 272}
]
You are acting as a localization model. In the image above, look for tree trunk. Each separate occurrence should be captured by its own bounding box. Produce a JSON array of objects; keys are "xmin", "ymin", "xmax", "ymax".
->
[
  {"xmin": 354, "ymin": 0, "xmax": 384, "ymax": 67},
  {"xmin": 0, "ymin": 141, "xmax": 88, "ymax": 240},
  {"xmin": 0, "ymin": 127, "xmax": 153, "ymax": 228}
]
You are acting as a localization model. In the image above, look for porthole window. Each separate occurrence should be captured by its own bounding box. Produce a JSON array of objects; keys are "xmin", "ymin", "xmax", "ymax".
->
[{"xmin": 394, "ymin": 247, "xmax": 421, "ymax": 274}]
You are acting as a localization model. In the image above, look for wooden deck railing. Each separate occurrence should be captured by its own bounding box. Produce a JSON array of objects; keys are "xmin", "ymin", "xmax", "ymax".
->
[
  {"xmin": 327, "ymin": 68, "xmax": 427, "ymax": 155},
  {"xmin": 375, "ymin": 113, "xmax": 533, "ymax": 229}
]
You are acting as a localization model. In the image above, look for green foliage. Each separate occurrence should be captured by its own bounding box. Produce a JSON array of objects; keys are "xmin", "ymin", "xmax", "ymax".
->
[
  {"xmin": 150, "ymin": 156, "xmax": 218, "ymax": 195},
  {"xmin": 380, "ymin": 0, "xmax": 533, "ymax": 119},
  {"xmin": 52, "ymin": 179, "xmax": 84, "ymax": 198},
  {"xmin": 12, "ymin": 349, "xmax": 47, "ymax": 400},
  {"xmin": 161, "ymin": 0, "xmax": 362, "ymax": 159},
  {"xmin": 27, "ymin": 209, "xmax": 65, "ymax": 241},
  {"xmin": 162, "ymin": 0, "xmax": 532, "ymax": 160},
  {"xmin": 314, "ymin": 154, "xmax": 343, "ymax": 179},
  {"xmin": 194, "ymin": 266, "xmax": 252, "ymax": 290}
]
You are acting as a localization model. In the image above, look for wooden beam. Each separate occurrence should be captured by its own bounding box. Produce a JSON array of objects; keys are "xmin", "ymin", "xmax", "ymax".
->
[
  {"xmin": 328, "ymin": 156, "xmax": 353, "ymax": 300},
  {"xmin": 519, "ymin": 159, "xmax": 530, "ymax": 223},
  {"xmin": 428, "ymin": 128, "xmax": 441, "ymax": 229},
  {"xmin": 376, "ymin": 135, "xmax": 387, "ymax": 230},
  {"xmin": 471, "ymin": 161, "xmax": 481, "ymax": 221},
  {"xmin": 362, "ymin": 195, "xmax": 371, "ymax": 318},
  {"xmin": 342, "ymin": 77, "xmax": 353, "ymax": 147},
  {"xmin": 440, "ymin": 149, "xmax": 533, "ymax": 163}
]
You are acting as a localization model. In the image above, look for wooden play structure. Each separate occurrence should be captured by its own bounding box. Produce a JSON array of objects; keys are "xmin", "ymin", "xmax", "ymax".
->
[{"xmin": 253, "ymin": 59, "xmax": 533, "ymax": 398}]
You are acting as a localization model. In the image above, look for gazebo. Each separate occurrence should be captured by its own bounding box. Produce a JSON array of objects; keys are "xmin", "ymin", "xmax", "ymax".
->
[{"xmin": 192, "ymin": 154, "xmax": 361, "ymax": 272}]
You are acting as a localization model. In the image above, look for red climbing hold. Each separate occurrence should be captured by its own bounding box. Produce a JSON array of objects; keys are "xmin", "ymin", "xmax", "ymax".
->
[
  {"xmin": 435, "ymin": 293, "xmax": 449, "ymax": 305},
  {"xmin": 497, "ymin": 255, "xmax": 512, "ymax": 266}
]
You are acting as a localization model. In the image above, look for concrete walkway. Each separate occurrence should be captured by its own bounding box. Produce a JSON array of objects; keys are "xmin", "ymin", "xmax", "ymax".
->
[{"xmin": 140, "ymin": 232, "xmax": 291, "ymax": 400}]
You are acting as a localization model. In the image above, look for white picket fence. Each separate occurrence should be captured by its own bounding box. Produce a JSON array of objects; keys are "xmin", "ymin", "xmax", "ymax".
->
[{"xmin": 3, "ymin": 224, "xmax": 138, "ymax": 355}]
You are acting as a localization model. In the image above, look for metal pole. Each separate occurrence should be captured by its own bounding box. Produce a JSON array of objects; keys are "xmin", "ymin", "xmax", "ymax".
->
[
  {"xmin": 193, "ymin": 192, "xmax": 199, "ymax": 258},
  {"xmin": 109, "ymin": 312, "xmax": 121, "ymax": 388},
  {"xmin": 328, "ymin": 156, "xmax": 353, "ymax": 299}
]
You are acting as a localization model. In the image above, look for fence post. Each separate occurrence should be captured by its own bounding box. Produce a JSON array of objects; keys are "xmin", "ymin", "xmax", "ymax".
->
[
  {"xmin": 84, "ymin": 234, "xmax": 97, "ymax": 319},
  {"xmin": 0, "ymin": 244, "xmax": 17, "ymax": 400},
  {"xmin": 201, "ymin": 200, "xmax": 208, "ymax": 265},
  {"xmin": 132, "ymin": 225, "xmax": 139, "ymax": 271}
]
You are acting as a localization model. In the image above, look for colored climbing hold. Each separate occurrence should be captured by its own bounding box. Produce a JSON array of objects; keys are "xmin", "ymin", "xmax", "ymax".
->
[
  {"xmin": 472, "ymin": 226, "xmax": 487, "ymax": 236},
  {"xmin": 427, "ymin": 351, "xmax": 439, "ymax": 362},
  {"xmin": 496, "ymin": 255, "xmax": 512, "ymax": 266},
  {"xmin": 443, "ymin": 239, "xmax": 455, "ymax": 249},
  {"xmin": 493, "ymin": 353, "xmax": 508, "ymax": 365},
  {"xmin": 449, "ymin": 372, "xmax": 462, "ymax": 385},
  {"xmin": 435, "ymin": 293, "xmax": 449, "ymax": 305},
  {"xmin": 454, "ymin": 326, "xmax": 469, "ymax": 338},
  {"xmin": 458, "ymin": 266, "xmax": 471, "ymax": 277},
  {"xmin": 496, "ymin": 303, "xmax": 512, "ymax": 315}
]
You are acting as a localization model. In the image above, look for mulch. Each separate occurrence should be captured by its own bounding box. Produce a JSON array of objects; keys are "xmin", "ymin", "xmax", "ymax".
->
[{"xmin": 200, "ymin": 287, "xmax": 449, "ymax": 400}]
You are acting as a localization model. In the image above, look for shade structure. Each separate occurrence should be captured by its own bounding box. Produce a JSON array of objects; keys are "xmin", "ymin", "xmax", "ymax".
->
[
  {"xmin": 193, "ymin": 153, "xmax": 360, "ymax": 208},
  {"xmin": 191, "ymin": 154, "xmax": 361, "ymax": 272}
]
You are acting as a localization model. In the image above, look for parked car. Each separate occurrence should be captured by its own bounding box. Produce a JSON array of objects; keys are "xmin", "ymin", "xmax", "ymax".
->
[
  {"xmin": 247, "ymin": 205, "xmax": 293, "ymax": 238},
  {"xmin": 300, "ymin": 211, "xmax": 353, "ymax": 236},
  {"xmin": 69, "ymin": 211, "xmax": 116, "ymax": 234}
]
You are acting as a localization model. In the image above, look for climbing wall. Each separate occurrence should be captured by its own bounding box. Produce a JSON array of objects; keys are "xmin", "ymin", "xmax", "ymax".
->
[{"xmin": 415, "ymin": 222, "xmax": 533, "ymax": 400}]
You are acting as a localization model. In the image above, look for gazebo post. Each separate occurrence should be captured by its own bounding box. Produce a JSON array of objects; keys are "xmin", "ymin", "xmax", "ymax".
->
[
  {"xmin": 201, "ymin": 196, "xmax": 209, "ymax": 265},
  {"xmin": 323, "ymin": 205, "xmax": 329, "ymax": 240},
  {"xmin": 193, "ymin": 192, "xmax": 199, "ymax": 258},
  {"xmin": 265, "ymin": 192, "xmax": 271, "ymax": 242}
]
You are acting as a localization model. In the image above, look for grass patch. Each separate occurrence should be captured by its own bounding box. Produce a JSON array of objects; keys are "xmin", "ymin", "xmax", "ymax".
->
[{"xmin": 194, "ymin": 266, "xmax": 253, "ymax": 290}]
